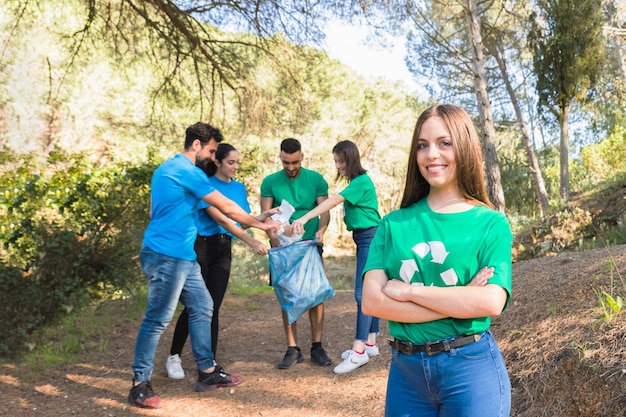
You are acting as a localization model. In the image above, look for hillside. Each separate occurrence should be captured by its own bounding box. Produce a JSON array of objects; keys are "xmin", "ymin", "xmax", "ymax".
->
[{"xmin": 513, "ymin": 177, "xmax": 626, "ymax": 261}]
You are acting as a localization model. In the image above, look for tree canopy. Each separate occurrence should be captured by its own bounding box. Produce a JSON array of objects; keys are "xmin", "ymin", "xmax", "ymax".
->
[{"xmin": 529, "ymin": 0, "xmax": 606, "ymax": 201}]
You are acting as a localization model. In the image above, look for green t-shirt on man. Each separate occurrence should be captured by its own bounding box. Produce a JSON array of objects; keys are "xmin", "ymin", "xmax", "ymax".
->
[{"xmin": 260, "ymin": 167, "xmax": 328, "ymax": 241}]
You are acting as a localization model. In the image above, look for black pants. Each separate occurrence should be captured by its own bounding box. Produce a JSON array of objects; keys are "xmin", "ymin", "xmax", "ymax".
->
[{"xmin": 170, "ymin": 234, "xmax": 232, "ymax": 357}]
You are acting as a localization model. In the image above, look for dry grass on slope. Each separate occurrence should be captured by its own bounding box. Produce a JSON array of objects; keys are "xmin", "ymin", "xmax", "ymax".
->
[{"xmin": 496, "ymin": 244, "xmax": 626, "ymax": 417}]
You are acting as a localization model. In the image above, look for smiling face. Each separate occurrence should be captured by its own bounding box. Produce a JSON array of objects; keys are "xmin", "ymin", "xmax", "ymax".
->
[
  {"xmin": 280, "ymin": 150, "xmax": 303, "ymax": 179},
  {"xmin": 416, "ymin": 115, "xmax": 458, "ymax": 194},
  {"xmin": 215, "ymin": 150, "xmax": 239, "ymax": 181}
]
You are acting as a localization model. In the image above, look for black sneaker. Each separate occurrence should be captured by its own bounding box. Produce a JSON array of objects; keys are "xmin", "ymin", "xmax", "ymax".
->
[
  {"xmin": 128, "ymin": 380, "xmax": 161, "ymax": 408},
  {"xmin": 195, "ymin": 365, "xmax": 244, "ymax": 392},
  {"xmin": 310, "ymin": 346, "xmax": 333, "ymax": 366},
  {"xmin": 277, "ymin": 346, "xmax": 304, "ymax": 369}
]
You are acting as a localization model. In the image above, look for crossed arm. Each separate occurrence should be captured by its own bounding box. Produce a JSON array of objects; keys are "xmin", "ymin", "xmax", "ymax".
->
[{"xmin": 362, "ymin": 267, "xmax": 507, "ymax": 323}]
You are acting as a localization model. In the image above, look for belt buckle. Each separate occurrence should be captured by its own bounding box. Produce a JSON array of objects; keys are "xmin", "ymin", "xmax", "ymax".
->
[
  {"xmin": 425, "ymin": 340, "xmax": 450, "ymax": 356},
  {"xmin": 391, "ymin": 340, "xmax": 414, "ymax": 355}
]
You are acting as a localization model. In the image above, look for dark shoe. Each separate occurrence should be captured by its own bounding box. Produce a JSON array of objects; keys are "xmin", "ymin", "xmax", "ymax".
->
[
  {"xmin": 128, "ymin": 380, "xmax": 161, "ymax": 409},
  {"xmin": 310, "ymin": 346, "xmax": 333, "ymax": 366},
  {"xmin": 277, "ymin": 346, "xmax": 304, "ymax": 369},
  {"xmin": 195, "ymin": 365, "xmax": 244, "ymax": 392}
]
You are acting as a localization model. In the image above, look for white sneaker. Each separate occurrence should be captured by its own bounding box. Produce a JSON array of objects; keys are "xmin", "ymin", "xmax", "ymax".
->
[
  {"xmin": 364, "ymin": 344, "xmax": 380, "ymax": 357},
  {"xmin": 166, "ymin": 354, "xmax": 185, "ymax": 379},
  {"xmin": 333, "ymin": 349, "xmax": 369, "ymax": 374}
]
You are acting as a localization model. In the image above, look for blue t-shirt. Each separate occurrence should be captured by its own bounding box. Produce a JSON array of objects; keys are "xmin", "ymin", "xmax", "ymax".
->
[
  {"xmin": 196, "ymin": 176, "xmax": 251, "ymax": 238},
  {"xmin": 143, "ymin": 154, "xmax": 215, "ymax": 260}
]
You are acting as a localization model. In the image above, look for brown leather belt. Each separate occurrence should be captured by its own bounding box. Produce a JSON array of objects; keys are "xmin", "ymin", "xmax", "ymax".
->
[{"xmin": 389, "ymin": 334, "xmax": 481, "ymax": 356}]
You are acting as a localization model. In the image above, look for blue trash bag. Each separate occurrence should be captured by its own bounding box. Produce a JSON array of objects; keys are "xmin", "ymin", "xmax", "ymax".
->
[{"xmin": 268, "ymin": 240, "xmax": 336, "ymax": 324}]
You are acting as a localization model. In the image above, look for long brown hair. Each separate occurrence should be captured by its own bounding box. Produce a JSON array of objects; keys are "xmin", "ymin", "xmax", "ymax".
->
[
  {"xmin": 332, "ymin": 140, "xmax": 366, "ymax": 182},
  {"xmin": 400, "ymin": 104, "xmax": 493, "ymax": 209}
]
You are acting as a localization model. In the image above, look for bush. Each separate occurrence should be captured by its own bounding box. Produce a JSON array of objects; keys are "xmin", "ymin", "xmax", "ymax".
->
[{"xmin": 0, "ymin": 151, "xmax": 157, "ymax": 356}]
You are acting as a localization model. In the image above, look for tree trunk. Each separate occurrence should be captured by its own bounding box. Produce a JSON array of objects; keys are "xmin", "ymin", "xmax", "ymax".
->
[
  {"xmin": 465, "ymin": 0, "xmax": 506, "ymax": 212},
  {"xmin": 609, "ymin": 0, "xmax": 626, "ymax": 82},
  {"xmin": 492, "ymin": 45, "xmax": 550, "ymax": 217},
  {"xmin": 618, "ymin": 38, "xmax": 626, "ymax": 82},
  {"xmin": 559, "ymin": 103, "xmax": 570, "ymax": 202}
]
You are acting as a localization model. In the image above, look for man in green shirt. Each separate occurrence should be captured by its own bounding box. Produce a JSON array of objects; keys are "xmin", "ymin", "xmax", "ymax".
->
[{"xmin": 260, "ymin": 138, "xmax": 334, "ymax": 369}]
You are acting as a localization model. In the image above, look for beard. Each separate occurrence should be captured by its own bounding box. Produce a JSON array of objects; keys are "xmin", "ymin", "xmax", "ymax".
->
[{"xmin": 196, "ymin": 157, "xmax": 216, "ymax": 176}]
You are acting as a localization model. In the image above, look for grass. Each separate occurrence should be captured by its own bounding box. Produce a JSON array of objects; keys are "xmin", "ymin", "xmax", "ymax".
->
[
  {"xmin": 592, "ymin": 257, "xmax": 625, "ymax": 321},
  {"xmin": 11, "ymin": 291, "xmax": 146, "ymax": 375}
]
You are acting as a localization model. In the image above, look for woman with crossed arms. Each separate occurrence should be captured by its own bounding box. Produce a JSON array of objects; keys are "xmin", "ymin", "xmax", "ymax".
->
[{"xmin": 362, "ymin": 104, "xmax": 512, "ymax": 417}]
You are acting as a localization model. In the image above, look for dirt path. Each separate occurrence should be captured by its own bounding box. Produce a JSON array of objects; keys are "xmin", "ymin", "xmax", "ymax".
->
[
  {"xmin": 1, "ymin": 291, "xmax": 390, "ymax": 417},
  {"xmin": 1, "ymin": 244, "xmax": 625, "ymax": 416}
]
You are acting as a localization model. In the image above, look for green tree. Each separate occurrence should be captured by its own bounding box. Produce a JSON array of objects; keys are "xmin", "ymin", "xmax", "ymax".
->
[
  {"xmin": 480, "ymin": 3, "xmax": 551, "ymax": 216},
  {"xmin": 585, "ymin": 0, "xmax": 626, "ymax": 134},
  {"xmin": 7, "ymin": 0, "xmax": 390, "ymax": 117},
  {"xmin": 464, "ymin": 0, "xmax": 505, "ymax": 211},
  {"xmin": 529, "ymin": 0, "xmax": 606, "ymax": 202},
  {"xmin": 401, "ymin": 1, "xmax": 509, "ymax": 210}
]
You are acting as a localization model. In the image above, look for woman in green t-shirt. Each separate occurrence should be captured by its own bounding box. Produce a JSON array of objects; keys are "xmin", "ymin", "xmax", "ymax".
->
[
  {"xmin": 362, "ymin": 104, "xmax": 512, "ymax": 417},
  {"xmin": 292, "ymin": 140, "xmax": 382, "ymax": 374}
]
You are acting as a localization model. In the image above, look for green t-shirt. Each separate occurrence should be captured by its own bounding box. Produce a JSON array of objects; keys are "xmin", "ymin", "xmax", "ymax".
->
[
  {"xmin": 260, "ymin": 167, "xmax": 329, "ymax": 241},
  {"xmin": 363, "ymin": 198, "xmax": 513, "ymax": 344},
  {"xmin": 339, "ymin": 173, "xmax": 381, "ymax": 231}
]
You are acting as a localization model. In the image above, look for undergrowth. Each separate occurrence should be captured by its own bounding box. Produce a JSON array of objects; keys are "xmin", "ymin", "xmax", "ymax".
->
[{"xmin": 592, "ymin": 256, "xmax": 625, "ymax": 321}]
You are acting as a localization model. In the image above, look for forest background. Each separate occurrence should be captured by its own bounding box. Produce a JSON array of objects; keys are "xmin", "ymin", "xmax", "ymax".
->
[{"xmin": 0, "ymin": 0, "xmax": 625, "ymax": 358}]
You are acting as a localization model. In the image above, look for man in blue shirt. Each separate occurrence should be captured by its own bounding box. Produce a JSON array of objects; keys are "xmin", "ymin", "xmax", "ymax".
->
[{"xmin": 129, "ymin": 123, "xmax": 279, "ymax": 409}]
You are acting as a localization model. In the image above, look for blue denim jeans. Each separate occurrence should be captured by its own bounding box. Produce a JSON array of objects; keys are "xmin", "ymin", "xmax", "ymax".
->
[
  {"xmin": 132, "ymin": 246, "xmax": 215, "ymax": 382},
  {"xmin": 385, "ymin": 330, "xmax": 511, "ymax": 417},
  {"xmin": 353, "ymin": 227, "xmax": 380, "ymax": 341}
]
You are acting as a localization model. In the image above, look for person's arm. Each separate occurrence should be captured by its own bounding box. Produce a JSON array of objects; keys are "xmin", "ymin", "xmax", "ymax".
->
[
  {"xmin": 204, "ymin": 190, "xmax": 279, "ymax": 233},
  {"xmin": 314, "ymin": 195, "xmax": 331, "ymax": 244},
  {"xmin": 362, "ymin": 269, "xmax": 447, "ymax": 323},
  {"xmin": 206, "ymin": 206, "xmax": 269, "ymax": 255},
  {"xmin": 291, "ymin": 194, "xmax": 345, "ymax": 235},
  {"xmin": 363, "ymin": 267, "xmax": 495, "ymax": 323},
  {"xmin": 240, "ymin": 207, "xmax": 281, "ymax": 230},
  {"xmin": 260, "ymin": 196, "xmax": 281, "ymax": 247},
  {"xmin": 381, "ymin": 268, "xmax": 506, "ymax": 319}
]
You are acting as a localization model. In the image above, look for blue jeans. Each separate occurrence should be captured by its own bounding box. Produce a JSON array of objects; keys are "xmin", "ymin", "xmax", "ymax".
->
[
  {"xmin": 353, "ymin": 227, "xmax": 380, "ymax": 341},
  {"xmin": 385, "ymin": 330, "xmax": 511, "ymax": 417},
  {"xmin": 132, "ymin": 246, "xmax": 215, "ymax": 382}
]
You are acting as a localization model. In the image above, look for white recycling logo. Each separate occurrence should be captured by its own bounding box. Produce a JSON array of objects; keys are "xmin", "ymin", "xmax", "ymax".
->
[{"xmin": 399, "ymin": 241, "xmax": 458, "ymax": 286}]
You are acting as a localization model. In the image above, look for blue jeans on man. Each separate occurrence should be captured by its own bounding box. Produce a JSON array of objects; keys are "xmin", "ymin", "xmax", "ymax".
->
[{"xmin": 132, "ymin": 246, "xmax": 215, "ymax": 382}]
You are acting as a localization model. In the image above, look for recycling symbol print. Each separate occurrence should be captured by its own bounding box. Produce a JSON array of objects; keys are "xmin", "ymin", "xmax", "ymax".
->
[{"xmin": 398, "ymin": 241, "xmax": 458, "ymax": 286}]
